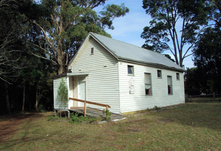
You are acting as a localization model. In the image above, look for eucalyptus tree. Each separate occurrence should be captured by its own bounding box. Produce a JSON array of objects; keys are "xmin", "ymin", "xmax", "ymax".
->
[
  {"xmin": 193, "ymin": 27, "xmax": 221, "ymax": 93},
  {"xmin": 141, "ymin": 0, "xmax": 210, "ymax": 67},
  {"xmin": 193, "ymin": 0, "xmax": 221, "ymax": 94},
  {"xmin": 31, "ymin": 0, "xmax": 129, "ymax": 75}
]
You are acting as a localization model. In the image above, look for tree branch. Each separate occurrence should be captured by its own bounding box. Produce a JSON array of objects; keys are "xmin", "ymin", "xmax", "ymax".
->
[
  {"xmin": 31, "ymin": 20, "xmax": 56, "ymax": 52},
  {"xmin": 183, "ymin": 43, "xmax": 194, "ymax": 59},
  {"xmin": 29, "ymin": 50, "xmax": 57, "ymax": 65},
  {"xmin": 183, "ymin": 52, "xmax": 193, "ymax": 59}
]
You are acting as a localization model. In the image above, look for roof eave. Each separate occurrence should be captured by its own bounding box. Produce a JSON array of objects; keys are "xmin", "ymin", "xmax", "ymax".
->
[{"xmin": 119, "ymin": 58, "xmax": 185, "ymax": 72}]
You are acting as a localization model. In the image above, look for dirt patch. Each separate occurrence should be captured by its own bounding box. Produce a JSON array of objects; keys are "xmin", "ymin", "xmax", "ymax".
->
[{"xmin": 0, "ymin": 113, "xmax": 42, "ymax": 143}]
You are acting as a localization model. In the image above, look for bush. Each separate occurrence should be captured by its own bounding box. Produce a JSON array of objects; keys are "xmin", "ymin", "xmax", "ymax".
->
[
  {"xmin": 69, "ymin": 113, "xmax": 98, "ymax": 124},
  {"xmin": 102, "ymin": 109, "xmax": 112, "ymax": 122},
  {"xmin": 47, "ymin": 115, "xmax": 60, "ymax": 121}
]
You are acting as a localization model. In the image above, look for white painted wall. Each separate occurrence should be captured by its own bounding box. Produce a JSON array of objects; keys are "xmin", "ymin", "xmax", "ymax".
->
[
  {"xmin": 118, "ymin": 62, "xmax": 185, "ymax": 113},
  {"xmin": 67, "ymin": 35, "xmax": 185, "ymax": 114},
  {"xmin": 69, "ymin": 37, "xmax": 120, "ymax": 113}
]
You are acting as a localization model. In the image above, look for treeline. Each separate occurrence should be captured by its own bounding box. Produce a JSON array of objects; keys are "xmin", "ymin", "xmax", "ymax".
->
[
  {"xmin": 185, "ymin": 1, "xmax": 221, "ymax": 95},
  {"xmin": 140, "ymin": 0, "xmax": 220, "ymax": 95},
  {"xmin": 0, "ymin": 0, "xmax": 129, "ymax": 114}
]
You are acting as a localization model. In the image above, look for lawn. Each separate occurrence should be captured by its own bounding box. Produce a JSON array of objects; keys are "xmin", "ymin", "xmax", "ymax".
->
[{"xmin": 0, "ymin": 102, "xmax": 221, "ymax": 150}]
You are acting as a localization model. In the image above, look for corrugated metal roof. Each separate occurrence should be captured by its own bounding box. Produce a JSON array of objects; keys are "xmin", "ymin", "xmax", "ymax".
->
[{"xmin": 90, "ymin": 32, "xmax": 184, "ymax": 72}]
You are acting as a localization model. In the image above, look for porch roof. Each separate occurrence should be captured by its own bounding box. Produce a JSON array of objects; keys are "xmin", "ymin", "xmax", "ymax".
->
[
  {"xmin": 53, "ymin": 72, "xmax": 89, "ymax": 79},
  {"xmin": 67, "ymin": 72, "xmax": 89, "ymax": 76}
]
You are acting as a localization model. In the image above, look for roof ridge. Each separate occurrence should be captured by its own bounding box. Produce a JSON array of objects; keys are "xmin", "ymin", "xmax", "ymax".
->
[
  {"xmin": 91, "ymin": 32, "xmax": 144, "ymax": 50},
  {"xmin": 89, "ymin": 32, "xmax": 184, "ymax": 71},
  {"xmin": 90, "ymin": 32, "xmax": 170, "ymax": 58}
]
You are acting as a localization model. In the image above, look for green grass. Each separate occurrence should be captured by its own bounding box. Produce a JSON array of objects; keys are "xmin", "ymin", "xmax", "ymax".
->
[
  {"xmin": 186, "ymin": 96, "xmax": 221, "ymax": 102},
  {"xmin": 0, "ymin": 102, "xmax": 221, "ymax": 150}
]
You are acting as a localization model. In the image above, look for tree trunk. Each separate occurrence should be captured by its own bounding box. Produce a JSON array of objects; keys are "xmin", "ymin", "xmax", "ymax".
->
[
  {"xmin": 58, "ymin": 63, "xmax": 64, "ymax": 75},
  {"xmin": 179, "ymin": 50, "xmax": 183, "ymax": 67},
  {"xmin": 35, "ymin": 89, "xmax": 39, "ymax": 112},
  {"xmin": 57, "ymin": 6, "xmax": 64, "ymax": 76},
  {"xmin": 57, "ymin": 47, "xmax": 65, "ymax": 75},
  {"xmin": 5, "ymin": 82, "xmax": 11, "ymax": 114},
  {"xmin": 22, "ymin": 85, "xmax": 25, "ymax": 112}
]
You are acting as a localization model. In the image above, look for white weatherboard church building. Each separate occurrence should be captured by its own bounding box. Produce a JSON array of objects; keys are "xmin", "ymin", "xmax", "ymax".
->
[{"xmin": 53, "ymin": 32, "xmax": 185, "ymax": 114}]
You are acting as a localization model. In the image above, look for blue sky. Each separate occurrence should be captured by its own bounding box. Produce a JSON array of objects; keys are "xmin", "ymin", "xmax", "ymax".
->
[{"xmin": 95, "ymin": 0, "xmax": 195, "ymax": 69}]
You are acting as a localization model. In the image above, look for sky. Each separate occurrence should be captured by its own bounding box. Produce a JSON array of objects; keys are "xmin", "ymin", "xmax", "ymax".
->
[{"xmin": 95, "ymin": 0, "xmax": 195, "ymax": 69}]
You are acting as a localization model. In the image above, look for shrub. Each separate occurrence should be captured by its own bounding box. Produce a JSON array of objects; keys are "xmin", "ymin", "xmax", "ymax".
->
[
  {"xmin": 69, "ymin": 113, "xmax": 98, "ymax": 124},
  {"xmin": 102, "ymin": 109, "xmax": 112, "ymax": 122}
]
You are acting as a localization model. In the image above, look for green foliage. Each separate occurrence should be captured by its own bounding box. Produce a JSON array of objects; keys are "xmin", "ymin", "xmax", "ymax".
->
[
  {"xmin": 193, "ymin": 26, "xmax": 221, "ymax": 94},
  {"xmin": 141, "ymin": 0, "xmax": 210, "ymax": 67},
  {"xmin": 47, "ymin": 115, "xmax": 60, "ymax": 121},
  {"xmin": 0, "ymin": 0, "xmax": 30, "ymax": 83},
  {"xmin": 57, "ymin": 78, "xmax": 68, "ymax": 111},
  {"xmin": 185, "ymin": 68, "xmax": 202, "ymax": 95},
  {"xmin": 186, "ymin": 1, "xmax": 221, "ymax": 95},
  {"xmin": 38, "ymin": 104, "xmax": 44, "ymax": 112},
  {"xmin": 69, "ymin": 113, "xmax": 98, "ymax": 124},
  {"xmin": 0, "ymin": 0, "xmax": 55, "ymax": 113},
  {"xmin": 102, "ymin": 109, "xmax": 112, "ymax": 122},
  {"xmin": 100, "ymin": 3, "xmax": 129, "ymax": 30}
]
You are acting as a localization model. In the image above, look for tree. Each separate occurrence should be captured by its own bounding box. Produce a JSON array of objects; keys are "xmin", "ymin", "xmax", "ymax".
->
[
  {"xmin": 0, "ymin": 0, "xmax": 54, "ymax": 114},
  {"xmin": 192, "ymin": 0, "xmax": 221, "ymax": 94},
  {"xmin": 31, "ymin": 0, "xmax": 129, "ymax": 75},
  {"xmin": 0, "ymin": 0, "xmax": 27, "ymax": 84},
  {"xmin": 207, "ymin": 0, "xmax": 221, "ymax": 27},
  {"xmin": 193, "ymin": 26, "xmax": 221, "ymax": 94},
  {"xmin": 0, "ymin": 0, "xmax": 30, "ymax": 114},
  {"xmin": 185, "ymin": 68, "xmax": 202, "ymax": 95},
  {"xmin": 141, "ymin": 0, "xmax": 210, "ymax": 67},
  {"xmin": 18, "ymin": 52, "xmax": 55, "ymax": 112}
]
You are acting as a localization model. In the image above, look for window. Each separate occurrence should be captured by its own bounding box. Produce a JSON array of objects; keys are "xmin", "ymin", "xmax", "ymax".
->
[
  {"xmin": 91, "ymin": 47, "xmax": 94, "ymax": 55},
  {"xmin": 167, "ymin": 76, "xmax": 173, "ymax": 95},
  {"xmin": 176, "ymin": 73, "xmax": 180, "ymax": 80},
  {"xmin": 157, "ymin": 70, "xmax": 162, "ymax": 78},
  {"xmin": 128, "ymin": 65, "xmax": 134, "ymax": 75},
  {"xmin": 145, "ymin": 73, "xmax": 152, "ymax": 95}
]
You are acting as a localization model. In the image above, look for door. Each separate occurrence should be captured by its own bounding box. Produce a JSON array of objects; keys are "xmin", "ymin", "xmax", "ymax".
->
[{"xmin": 78, "ymin": 81, "xmax": 86, "ymax": 107}]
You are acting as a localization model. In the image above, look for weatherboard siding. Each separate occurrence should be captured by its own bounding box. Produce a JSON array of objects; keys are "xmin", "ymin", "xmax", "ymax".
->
[
  {"xmin": 69, "ymin": 37, "xmax": 120, "ymax": 113},
  {"xmin": 118, "ymin": 62, "xmax": 185, "ymax": 113}
]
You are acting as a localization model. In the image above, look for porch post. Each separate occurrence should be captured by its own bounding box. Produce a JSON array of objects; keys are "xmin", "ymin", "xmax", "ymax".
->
[{"xmin": 84, "ymin": 101, "xmax": 86, "ymax": 117}]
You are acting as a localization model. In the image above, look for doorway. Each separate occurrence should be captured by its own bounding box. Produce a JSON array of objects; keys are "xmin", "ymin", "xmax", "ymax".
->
[{"xmin": 78, "ymin": 77, "xmax": 86, "ymax": 107}]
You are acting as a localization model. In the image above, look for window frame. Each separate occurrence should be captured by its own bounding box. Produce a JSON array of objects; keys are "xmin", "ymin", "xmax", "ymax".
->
[
  {"xmin": 157, "ymin": 70, "xmax": 162, "ymax": 78},
  {"xmin": 91, "ymin": 47, "xmax": 94, "ymax": 55},
  {"xmin": 167, "ymin": 76, "xmax": 173, "ymax": 95},
  {"xmin": 145, "ymin": 73, "xmax": 152, "ymax": 96},
  {"xmin": 127, "ymin": 65, "xmax": 134, "ymax": 76}
]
